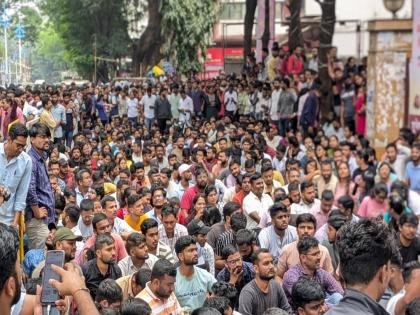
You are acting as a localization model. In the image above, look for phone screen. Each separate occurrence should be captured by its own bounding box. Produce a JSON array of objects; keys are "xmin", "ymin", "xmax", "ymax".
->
[{"xmin": 41, "ymin": 250, "xmax": 65, "ymax": 304}]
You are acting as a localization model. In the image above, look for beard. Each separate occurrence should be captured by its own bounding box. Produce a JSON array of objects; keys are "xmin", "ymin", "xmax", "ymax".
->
[
  {"xmin": 102, "ymin": 257, "xmax": 116, "ymax": 265},
  {"xmin": 259, "ymin": 273, "xmax": 275, "ymax": 281},
  {"xmin": 184, "ymin": 257, "xmax": 198, "ymax": 266},
  {"xmin": 11, "ymin": 273, "xmax": 21, "ymax": 307}
]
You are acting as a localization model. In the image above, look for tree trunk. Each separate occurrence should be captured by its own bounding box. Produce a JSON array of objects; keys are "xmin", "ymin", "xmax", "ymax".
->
[
  {"xmin": 288, "ymin": 0, "xmax": 304, "ymax": 52},
  {"xmin": 316, "ymin": 0, "xmax": 336, "ymax": 121},
  {"xmin": 132, "ymin": 0, "xmax": 163, "ymax": 76},
  {"xmin": 261, "ymin": 0, "xmax": 270, "ymax": 49},
  {"xmin": 243, "ymin": 0, "xmax": 257, "ymax": 60}
]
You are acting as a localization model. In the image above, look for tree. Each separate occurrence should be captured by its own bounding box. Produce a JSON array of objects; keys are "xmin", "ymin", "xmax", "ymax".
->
[
  {"xmin": 261, "ymin": 0, "xmax": 270, "ymax": 50},
  {"xmin": 243, "ymin": 0, "xmax": 257, "ymax": 60},
  {"xmin": 31, "ymin": 24, "xmax": 71, "ymax": 82},
  {"xmin": 315, "ymin": 0, "xmax": 336, "ymax": 120},
  {"xmin": 132, "ymin": 0, "xmax": 219, "ymax": 76},
  {"xmin": 288, "ymin": 0, "xmax": 304, "ymax": 52},
  {"xmin": 42, "ymin": 0, "xmax": 131, "ymax": 81}
]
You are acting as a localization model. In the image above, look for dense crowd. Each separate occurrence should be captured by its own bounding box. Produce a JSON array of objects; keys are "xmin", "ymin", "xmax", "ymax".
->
[{"xmin": 1, "ymin": 44, "xmax": 420, "ymax": 315}]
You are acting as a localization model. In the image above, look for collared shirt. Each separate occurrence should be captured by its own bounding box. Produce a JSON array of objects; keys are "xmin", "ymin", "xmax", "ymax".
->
[
  {"xmin": 243, "ymin": 191, "xmax": 274, "ymax": 229},
  {"xmin": 155, "ymin": 241, "xmax": 176, "ymax": 264},
  {"xmin": 112, "ymin": 217, "xmax": 134, "ymax": 235},
  {"xmin": 145, "ymin": 209, "xmax": 162, "ymax": 225},
  {"xmin": 158, "ymin": 223, "xmax": 188, "ymax": 258},
  {"xmin": 51, "ymin": 104, "xmax": 66, "ymax": 138},
  {"xmin": 217, "ymin": 261, "xmax": 255, "ymax": 307},
  {"xmin": 25, "ymin": 147, "xmax": 55, "ymax": 224},
  {"xmin": 258, "ymin": 225, "xmax": 297, "ymax": 260},
  {"xmin": 277, "ymin": 240, "xmax": 334, "ymax": 278},
  {"xmin": 283, "ymin": 263, "xmax": 343, "ymax": 304},
  {"xmin": 325, "ymin": 288, "xmax": 389, "ymax": 315},
  {"xmin": 137, "ymin": 282, "xmax": 183, "ymax": 315},
  {"xmin": 22, "ymin": 248, "xmax": 45, "ymax": 277},
  {"xmin": 75, "ymin": 187, "xmax": 89, "ymax": 207},
  {"xmin": 116, "ymin": 274, "xmax": 136, "ymax": 301},
  {"xmin": 291, "ymin": 198, "xmax": 321, "ymax": 216},
  {"xmin": 314, "ymin": 175, "xmax": 338, "ymax": 199},
  {"xmin": 0, "ymin": 143, "xmax": 32, "ymax": 224},
  {"xmin": 197, "ymin": 242, "xmax": 215, "ymax": 276},
  {"xmin": 117, "ymin": 254, "xmax": 159, "ymax": 277},
  {"xmin": 77, "ymin": 217, "xmax": 93, "ymax": 241},
  {"xmin": 215, "ymin": 230, "xmax": 235, "ymax": 257},
  {"xmin": 81, "ymin": 258, "xmax": 122, "ymax": 300},
  {"xmin": 311, "ymin": 204, "xmax": 331, "ymax": 230}
]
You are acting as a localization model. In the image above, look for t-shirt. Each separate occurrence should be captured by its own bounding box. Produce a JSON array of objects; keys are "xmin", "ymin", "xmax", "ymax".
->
[
  {"xmin": 238, "ymin": 279, "xmax": 292, "ymax": 315},
  {"xmin": 357, "ymin": 196, "xmax": 387, "ymax": 218},
  {"xmin": 126, "ymin": 98, "xmax": 139, "ymax": 118},
  {"xmin": 141, "ymin": 94, "xmax": 157, "ymax": 119},
  {"xmin": 406, "ymin": 161, "xmax": 420, "ymax": 191},
  {"xmin": 398, "ymin": 236, "xmax": 420, "ymax": 264},
  {"xmin": 124, "ymin": 214, "xmax": 149, "ymax": 231},
  {"xmin": 174, "ymin": 266, "xmax": 216, "ymax": 312}
]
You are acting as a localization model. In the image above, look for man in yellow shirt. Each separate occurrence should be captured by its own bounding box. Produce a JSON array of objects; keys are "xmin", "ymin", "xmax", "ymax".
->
[{"xmin": 125, "ymin": 193, "xmax": 148, "ymax": 231}]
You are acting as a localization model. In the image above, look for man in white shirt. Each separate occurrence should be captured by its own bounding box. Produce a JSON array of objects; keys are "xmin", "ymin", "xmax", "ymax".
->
[
  {"xmin": 224, "ymin": 84, "xmax": 238, "ymax": 116},
  {"xmin": 118, "ymin": 232, "xmax": 159, "ymax": 277},
  {"xmin": 101, "ymin": 196, "xmax": 133, "ymax": 240},
  {"xmin": 178, "ymin": 89, "xmax": 193, "ymax": 127},
  {"xmin": 243, "ymin": 173, "xmax": 274, "ymax": 229},
  {"xmin": 140, "ymin": 87, "xmax": 157, "ymax": 130},
  {"xmin": 385, "ymin": 142, "xmax": 411, "ymax": 181},
  {"xmin": 269, "ymin": 78, "xmax": 281, "ymax": 122},
  {"xmin": 291, "ymin": 181, "xmax": 320, "ymax": 217}
]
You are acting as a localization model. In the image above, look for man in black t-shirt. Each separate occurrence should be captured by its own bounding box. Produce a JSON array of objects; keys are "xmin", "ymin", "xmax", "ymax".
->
[{"xmin": 397, "ymin": 212, "xmax": 420, "ymax": 264}]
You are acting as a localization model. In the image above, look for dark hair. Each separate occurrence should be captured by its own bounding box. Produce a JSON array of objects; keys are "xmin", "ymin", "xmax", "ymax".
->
[
  {"xmin": 127, "ymin": 194, "xmax": 142, "ymax": 208},
  {"xmin": 300, "ymin": 181, "xmax": 314, "ymax": 192},
  {"xmin": 76, "ymin": 168, "xmax": 91, "ymax": 184},
  {"xmin": 406, "ymin": 299, "xmax": 420, "ymax": 315},
  {"xmin": 211, "ymin": 282, "xmax": 237, "ymax": 309},
  {"xmin": 203, "ymin": 297, "xmax": 231, "ymax": 314},
  {"xmin": 336, "ymin": 219, "xmax": 394, "ymax": 286},
  {"xmin": 29, "ymin": 122, "xmax": 51, "ymax": 138},
  {"xmin": 321, "ymin": 189, "xmax": 334, "ymax": 201},
  {"xmin": 161, "ymin": 204, "xmax": 178, "ymax": 218},
  {"xmin": 8, "ymin": 122, "xmax": 28, "ymax": 140},
  {"xmin": 64, "ymin": 204, "xmax": 80, "ymax": 224},
  {"xmin": 291, "ymin": 277, "xmax": 325, "ymax": 311},
  {"xmin": 95, "ymin": 234, "xmax": 115, "ymax": 251},
  {"xmin": 191, "ymin": 307, "xmax": 221, "ymax": 315},
  {"xmin": 327, "ymin": 210, "xmax": 348, "ymax": 231},
  {"xmin": 297, "ymin": 236, "xmax": 319, "ymax": 255},
  {"xmin": 389, "ymin": 194, "xmax": 405, "ymax": 215},
  {"xmin": 371, "ymin": 182, "xmax": 388, "ymax": 198},
  {"xmin": 95, "ymin": 279, "xmax": 123, "ymax": 304},
  {"xmin": 222, "ymin": 202, "xmax": 241, "ymax": 220},
  {"xmin": 133, "ymin": 269, "xmax": 151, "ymax": 289},
  {"xmin": 403, "ymin": 261, "xmax": 420, "ymax": 283},
  {"xmin": 151, "ymin": 259, "xmax": 177, "ymax": 280},
  {"xmin": 337, "ymin": 195, "xmax": 354, "ymax": 211},
  {"xmin": 221, "ymin": 244, "xmax": 239, "ymax": 261},
  {"xmin": 236, "ymin": 229, "xmax": 256, "ymax": 246},
  {"xmin": 296, "ymin": 213, "xmax": 316, "ymax": 229},
  {"xmin": 80, "ymin": 199, "xmax": 94, "ymax": 212},
  {"xmin": 230, "ymin": 212, "xmax": 247, "ymax": 233},
  {"xmin": 250, "ymin": 173, "xmax": 262, "ymax": 184},
  {"xmin": 141, "ymin": 218, "xmax": 159, "ymax": 235},
  {"xmin": 288, "ymin": 181, "xmax": 300, "ymax": 192},
  {"xmin": 400, "ymin": 212, "xmax": 419, "ymax": 227},
  {"xmin": 101, "ymin": 195, "xmax": 116, "ymax": 209},
  {"xmin": 92, "ymin": 213, "xmax": 108, "ymax": 230},
  {"xmin": 175, "ymin": 235, "xmax": 196, "ymax": 255},
  {"xmin": 250, "ymin": 248, "xmax": 271, "ymax": 264},
  {"xmin": 121, "ymin": 298, "xmax": 152, "ymax": 315},
  {"xmin": 0, "ymin": 223, "xmax": 19, "ymax": 292},
  {"xmin": 125, "ymin": 233, "xmax": 146, "ymax": 253},
  {"xmin": 269, "ymin": 202, "xmax": 288, "ymax": 218},
  {"xmin": 202, "ymin": 205, "xmax": 222, "ymax": 226},
  {"xmin": 55, "ymin": 193, "xmax": 66, "ymax": 211}
]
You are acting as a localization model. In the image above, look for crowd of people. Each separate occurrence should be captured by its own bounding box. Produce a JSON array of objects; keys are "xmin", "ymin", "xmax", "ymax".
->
[{"xmin": 1, "ymin": 44, "xmax": 420, "ymax": 315}]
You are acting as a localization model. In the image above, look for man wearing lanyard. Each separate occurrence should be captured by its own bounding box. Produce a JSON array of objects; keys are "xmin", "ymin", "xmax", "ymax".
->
[
  {"xmin": 0, "ymin": 123, "xmax": 32, "ymax": 227},
  {"xmin": 26, "ymin": 123, "xmax": 55, "ymax": 250}
]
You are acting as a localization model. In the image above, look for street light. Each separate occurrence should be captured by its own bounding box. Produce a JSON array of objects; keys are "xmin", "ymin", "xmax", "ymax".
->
[{"xmin": 383, "ymin": 0, "xmax": 405, "ymax": 18}]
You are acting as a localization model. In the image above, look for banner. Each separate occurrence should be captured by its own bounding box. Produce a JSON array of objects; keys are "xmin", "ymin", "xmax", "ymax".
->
[{"xmin": 409, "ymin": 0, "xmax": 420, "ymax": 131}]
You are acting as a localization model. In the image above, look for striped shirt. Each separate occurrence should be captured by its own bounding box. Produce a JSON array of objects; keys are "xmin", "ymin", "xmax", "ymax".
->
[
  {"xmin": 155, "ymin": 241, "xmax": 176, "ymax": 264},
  {"xmin": 137, "ymin": 282, "xmax": 183, "ymax": 315},
  {"xmin": 158, "ymin": 223, "xmax": 188, "ymax": 258},
  {"xmin": 215, "ymin": 230, "xmax": 236, "ymax": 257}
]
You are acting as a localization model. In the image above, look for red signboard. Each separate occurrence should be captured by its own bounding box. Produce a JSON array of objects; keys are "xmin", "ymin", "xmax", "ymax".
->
[{"xmin": 204, "ymin": 47, "xmax": 244, "ymax": 66}]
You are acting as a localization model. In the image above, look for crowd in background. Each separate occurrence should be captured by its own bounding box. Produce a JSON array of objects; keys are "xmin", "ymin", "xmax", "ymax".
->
[{"xmin": 0, "ymin": 43, "xmax": 420, "ymax": 315}]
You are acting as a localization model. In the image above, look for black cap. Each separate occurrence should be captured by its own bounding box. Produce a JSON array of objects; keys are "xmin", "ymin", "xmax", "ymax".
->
[{"xmin": 187, "ymin": 219, "xmax": 211, "ymax": 236}]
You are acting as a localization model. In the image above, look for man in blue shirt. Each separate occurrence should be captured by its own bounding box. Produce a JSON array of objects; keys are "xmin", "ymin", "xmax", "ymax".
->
[
  {"xmin": 406, "ymin": 142, "xmax": 420, "ymax": 192},
  {"xmin": 26, "ymin": 123, "xmax": 55, "ymax": 249},
  {"xmin": 0, "ymin": 123, "xmax": 32, "ymax": 227}
]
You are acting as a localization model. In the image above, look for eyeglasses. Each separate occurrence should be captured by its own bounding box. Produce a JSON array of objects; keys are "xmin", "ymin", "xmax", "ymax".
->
[{"xmin": 227, "ymin": 257, "xmax": 242, "ymax": 266}]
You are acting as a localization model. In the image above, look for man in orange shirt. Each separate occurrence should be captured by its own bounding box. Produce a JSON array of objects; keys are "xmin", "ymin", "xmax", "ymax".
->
[
  {"xmin": 125, "ymin": 193, "xmax": 148, "ymax": 231},
  {"xmin": 232, "ymin": 173, "xmax": 252, "ymax": 210}
]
